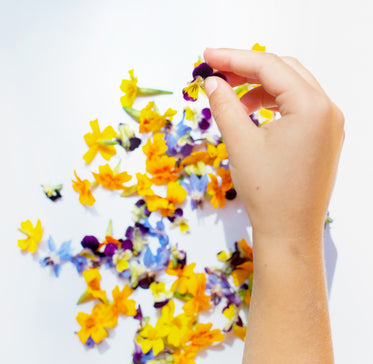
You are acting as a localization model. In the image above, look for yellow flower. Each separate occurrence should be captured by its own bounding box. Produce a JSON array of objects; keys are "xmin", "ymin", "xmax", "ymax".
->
[
  {"xmin": 135, "ymin": 173, "xmax": 155, "ymax": 197},
  {"xmin": 150, "ymin": 282, "xmax": 173, "ymax": 303},
  {"xmin": 158, "ymin": 300, "xmax": 194, "ymax": 348},
  {"xmin": 139, "ymin": 101, "xmax": 177, "ymax": 133},
  {"xmin": 83, "ymin": 119, "xmax": 117, "ymax": 164},
  {"xmin": 166, "ymin": 262, "xmax": 196, "ymax": 294},
  {"xmin": 76, "ymin": 303, "xmax": 118, "ymax": 344},
  {"xmin": 146, "ymin": 155, "xmax": 180, "ymax": 186},
  {"xmin": 92, "ymin": 163, "xmax": 132, "ymax": 190},
  {"xmin": 120, "ymin": 69, "xmax": 138, "ymax": 108},
  {"xmin": 206, "ymin": 143, "xmax": 228, "ymax": 169},
  {"xmin": 137, "ymin": 321, "xmax": 169, "ymax": 355},
  {"xmin": 251, "ymin": 43, "xmax": 266, "ymax": 52},
  {"xmin": 233, "ymin": 324, "xmax": 247, "ymax": 341},
  {"xmin": 17, "ymin": 219, "xmax": 43, "ymax": 253},
  {"xmin": 142, "ymin": 133, "xmax": 167, "ymax": 160},
  {"xmin": 112, "ymin": 248, "xmax": 133, "ymax": 272},
  {"xmin": 182, "ymin": 273, "xmax": 211, "ymax": 317},
  {"xmin": 112, "ymin": 284, "xmax": 137, "ymax": 317},
  {"xmin": 72, "ymin": 171, "xmax": 96, "ymax": 206},
  {"xmin": 78, "ymin": 268, "xmax": 107, "ymax": 304}
]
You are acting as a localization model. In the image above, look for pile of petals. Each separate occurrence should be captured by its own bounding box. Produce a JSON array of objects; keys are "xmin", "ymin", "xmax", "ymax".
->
[{"xmin": 18, "ymin": 44, "xmax": 277, "ymax": 363}]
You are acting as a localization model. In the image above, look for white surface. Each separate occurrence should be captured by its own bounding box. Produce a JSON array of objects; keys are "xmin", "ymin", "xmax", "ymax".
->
[{"xmin": 1, "ymin": 0, "xmax": 373, "ymax": 363}]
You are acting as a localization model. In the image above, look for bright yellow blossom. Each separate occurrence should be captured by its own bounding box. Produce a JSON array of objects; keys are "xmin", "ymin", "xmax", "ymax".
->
[
  {"xmin": 120, "ymin": 69, "xmax": 138, "ymax": 108},
  {"xmin": 136, "ymin": 321, "xmax": 170, "ymax": 355},
  {"xmin": 166, "ymin": 262, "xmax": 196, "ymax": 294},
  {"xmin": 182, "ymin": 273, "xmax": 210, "ymax": 317},
  {"xmin": 142, "ymin": 133, "xmax": 167, "ymax": 160},
  {"xmin": 182, "ymin": 322, "xmax": 224, "ymax": 350},
  {"xmin": 72, "ymin": 171, "xmax": 96, "ymax": 206},
  {"xmin": 251, "ymin": 43, "xmax": 266, "ymax": 52},
  {"xmin": 92, "ymin": 163, "xmax": 132, "ymax": 190},
  {"xmin": 76, "ymin": 303, "xmax": 118, "ymax": 344},
  {"xmin": 207, "ymin": 143, "xmax": 228, "ymax": 169},
  {"xmin": 17, "ymin": 219, "xmax": 43, "ymax": 253},
  {"xmin": 83, "ymin": 119, "xmax": 117, "ymax": 164},
  {"xmin": 149, "ymin": 282, "xmax": 173, "ymax": 303},
  {"xmin": 146, "ymin": 155, "xmax": 180, "ymax": 185},
  {"xmin": 112, "ymin": 284, "xmax": 137, "ymax": 317},
  {"xmin": 78, "ymin": 268, "xmax": 107, "ymax": 304},
  {"xmin": 139, "ymin": 102, "xmax": 177, "ymax": 133}
]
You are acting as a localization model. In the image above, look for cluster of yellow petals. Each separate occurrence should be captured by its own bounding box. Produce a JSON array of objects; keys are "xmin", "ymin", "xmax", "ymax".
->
[
  {"xmin": 182, "ymin": 273, "xmax": 211, "ymax": 317},
  {"xmin": 17, "ymin": 219, "xmax": 43, "ymax": 253},
  {"xmin": 207, "ymin": 167, "xmax": 233, "ymax": 209},
  {"xmin": 120, "ymin": 69, "xmax": 138, "ymax": 108},
  {"xmin": 139, "ymin": 101, "xmax": 177, "ymax": 133},
  {"xmin": 83, "ymin": 119, "xmax": 117, "ymax": 164},
  {"xmin": 80, "ymin": 268, "xmax": 108, "ymax": 303},
  {"xmin": 137, "ymin": 321, "xmax": 170, "ymax": 356},
  {"xmin": 166, "ymin": 262, "xmax": 197, "ymax": 294},
  {"xmin": 76, "ymin": 283, "xmax": 136, "ymax": 345},
  {"xmin": 92, "ymin": 163, "xmax": 132, "ymax": 190},
  {"xmin": 72, "ymin": 171, "xmax": 96, "ymax": 206},
  {"xmin": 76, "ymin": 303, "xmax": 118, "ymax": 344},
  {"xmin": 145, "ymin": 181, "xmax": 187, "ymax": 217}
]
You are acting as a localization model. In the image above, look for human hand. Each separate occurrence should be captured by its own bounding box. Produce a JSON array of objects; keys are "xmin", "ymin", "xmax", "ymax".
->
[{"xmin": 204, "ymin": 48, "xmax": 344, "ymax": 243}]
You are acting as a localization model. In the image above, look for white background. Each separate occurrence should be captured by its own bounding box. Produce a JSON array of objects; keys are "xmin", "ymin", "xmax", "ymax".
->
[{"xmin": 1, "ymin": 0, "xmax": 373, "ymax": 363}]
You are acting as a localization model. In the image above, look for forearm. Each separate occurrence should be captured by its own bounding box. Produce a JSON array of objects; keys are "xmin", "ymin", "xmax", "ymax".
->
[{"xmin": 242, "ymin": 230, "xmax": 333, "ymax": 364}]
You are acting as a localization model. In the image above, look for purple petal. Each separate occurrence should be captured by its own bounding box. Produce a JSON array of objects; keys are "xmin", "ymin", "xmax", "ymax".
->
[
  {"xmin": 201, "ymin": 108, "xmax": 211, "ymax": 120},
  {"xmin": 183, "ymin": 88, "xmax": 197, "ymax": 102},
  {"xmin": 120, "ymin": 238, "xmax": 133, "ymax": 251},
  {"xmin": 193, "ymin": 62, "xmax": 213, "ymax": 79},
  {"xmin": 104, "ymin": 243, "xmax": 118, "ymax": 257},
  {"xmin": 129, "ymin": 137, "xmax": 141, "ymax": 151},
  {"xmin": 198, "ymin": 118, "xmax": 211, "ymax": 131},
  {"xmin": 211, "ymin": 71, "xmax": 227, "ymax": 81},
  {"xmin": 81, "ymin": 235, "xmax": 100, "ymax": 251}
]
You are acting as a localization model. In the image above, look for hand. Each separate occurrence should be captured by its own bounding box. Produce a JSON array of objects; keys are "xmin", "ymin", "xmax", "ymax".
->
[{"xmin": 204, "ymin": 48, "xmax": 344, "ymax": 243}]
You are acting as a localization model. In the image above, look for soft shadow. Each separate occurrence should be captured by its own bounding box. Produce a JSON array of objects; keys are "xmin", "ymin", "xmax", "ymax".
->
[{"xmin": 323, "ymin": 223, "xmax": 338, "ymax": 296}]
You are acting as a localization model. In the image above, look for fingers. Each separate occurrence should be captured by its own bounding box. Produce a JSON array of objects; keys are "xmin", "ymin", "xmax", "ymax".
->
[
  {"xmin": 280, "ymin": 56, "xmax": 325, "ymax": 93},
  {"xmin": 239, "ymin": 86, "xmax": 279, "ymax": 114},
  {"xmin": 204, "ymin": 48, "xmax": 312, "ymax": 116},
  {"xmin": 204, "ymin": 76, "xmax": 258, "ymax": 155}
]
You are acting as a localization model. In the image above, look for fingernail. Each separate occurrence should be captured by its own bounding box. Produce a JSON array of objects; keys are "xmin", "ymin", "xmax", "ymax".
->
[{"xmin": 204, "ymin": 77, "xmax": 218, "ymax": 97}]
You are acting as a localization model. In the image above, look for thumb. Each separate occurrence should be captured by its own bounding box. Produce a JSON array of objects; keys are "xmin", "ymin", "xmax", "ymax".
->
[{"xmin": 204, "ymin": 76, "xmax": 258, "ymax": 154}]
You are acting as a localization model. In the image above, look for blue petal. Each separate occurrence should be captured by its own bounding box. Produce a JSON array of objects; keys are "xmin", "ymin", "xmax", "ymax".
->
[
  {"xmin": 58, "ymin": 240, "xmax": 72, "ymax": 260},
  {"xmin": 47, "ymin": 236, "xmax": 56, "ymax": 252}
]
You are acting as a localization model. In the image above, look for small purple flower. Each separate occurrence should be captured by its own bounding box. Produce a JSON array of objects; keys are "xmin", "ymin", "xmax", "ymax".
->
[
  {"xmin": 192, "ymin": 62, "xmax": 227, "ymax": 81},
  {"xmin": 198, "ymin": 108, "xmax": 212, "ymax": 131}
]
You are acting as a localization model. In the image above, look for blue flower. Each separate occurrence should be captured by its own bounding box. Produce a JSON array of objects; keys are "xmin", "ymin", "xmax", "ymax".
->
[
  {"xmin": 143, "ymin": 245, "xmax": 170, "ymax": 271},
  {"xmin": 40, "ymin": 236, "xmax": 72, "ymax": 277},
  {"xmin": 142, "ymin": 219, "xmax": 169, "ymax": 247},
  {"xmin": 182, "ymin": 173, "xmax": 208, "ymax": 209},
  {"xmin": 165, "ymin": 112, "xmax": 193, "ymax": 157},
  {"xmin": 70, "ymin": 254, "xmax": 88, "ymax": 274}
]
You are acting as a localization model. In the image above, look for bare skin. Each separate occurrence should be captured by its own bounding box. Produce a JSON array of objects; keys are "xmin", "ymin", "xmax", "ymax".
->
[{"xmin": 203, "ymin": 48, "xmax": 344, "ymax": 363}]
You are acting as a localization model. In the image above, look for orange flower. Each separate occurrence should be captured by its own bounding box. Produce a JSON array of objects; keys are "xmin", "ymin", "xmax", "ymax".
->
[
  {"xmin": 237, "ymin": 238, "xmax": 253, "ymax": 260},
  {"xmin": 173, "ymin": 348, "xmax": 198, "ymax": 364},
  {"xmin": 83, "ymin": 119, "xmax": 117, "ymax": 164},
  {"xmin": 146, "ymin": 155, "xmax": 180, "ymax": 185},
  {"xmin": 139, "ymin": 101, "xmax": 177, "ymax": 133},
  {"xmin": 142, "ymin": 133, "xmax": 167, "ymax": 160},
  {"xmin": 78, "ymin": 268, "xmax": 107, "ymax": 304},
  {"xmin": 217, "ymin": 167, "xmax": 233, "ymax": 191},
  {"xmin": 166, "ymin": 262, "xmax": 196, "ymax": 294},
  {"xmin": 76, "ymin": 303, "xmax": 118, "ymax": 344},
  {"xmin": 135, "ymin": 173, "xmax": 154, "ymax": 197},
  {"xmin": 181, "ymin": 150, "xmax": 213, "ymax": 167},
  {"xmin": 182, "ymin": 322, "xmax": 225, "ymax": 350},
  {"xmin": 112, "ymin": 284, "xmax": 137, "ymax": 317},
  {"xmin": 182, "ymin": 273, "xmax": 210, "ymax": 317},
  {"xmin": 72, "ymin": 171, "xmax": 96, "ymax": 206},
  {"xmin": 207, "ymin": 173, "xmax": 226, "ymax": 209},
  {"xmin": 231, "ymin": 261, "xmax": 254, "ymax": 287},
  {"xmin": 92, "ymin": 163, "xmax": 132, "ymax": 190}
]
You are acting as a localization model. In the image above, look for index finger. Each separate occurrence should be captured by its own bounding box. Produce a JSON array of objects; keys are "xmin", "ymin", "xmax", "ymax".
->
[{"xmin": 204, "ymin": 48, "xmax": 313, "ymax": 115}]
